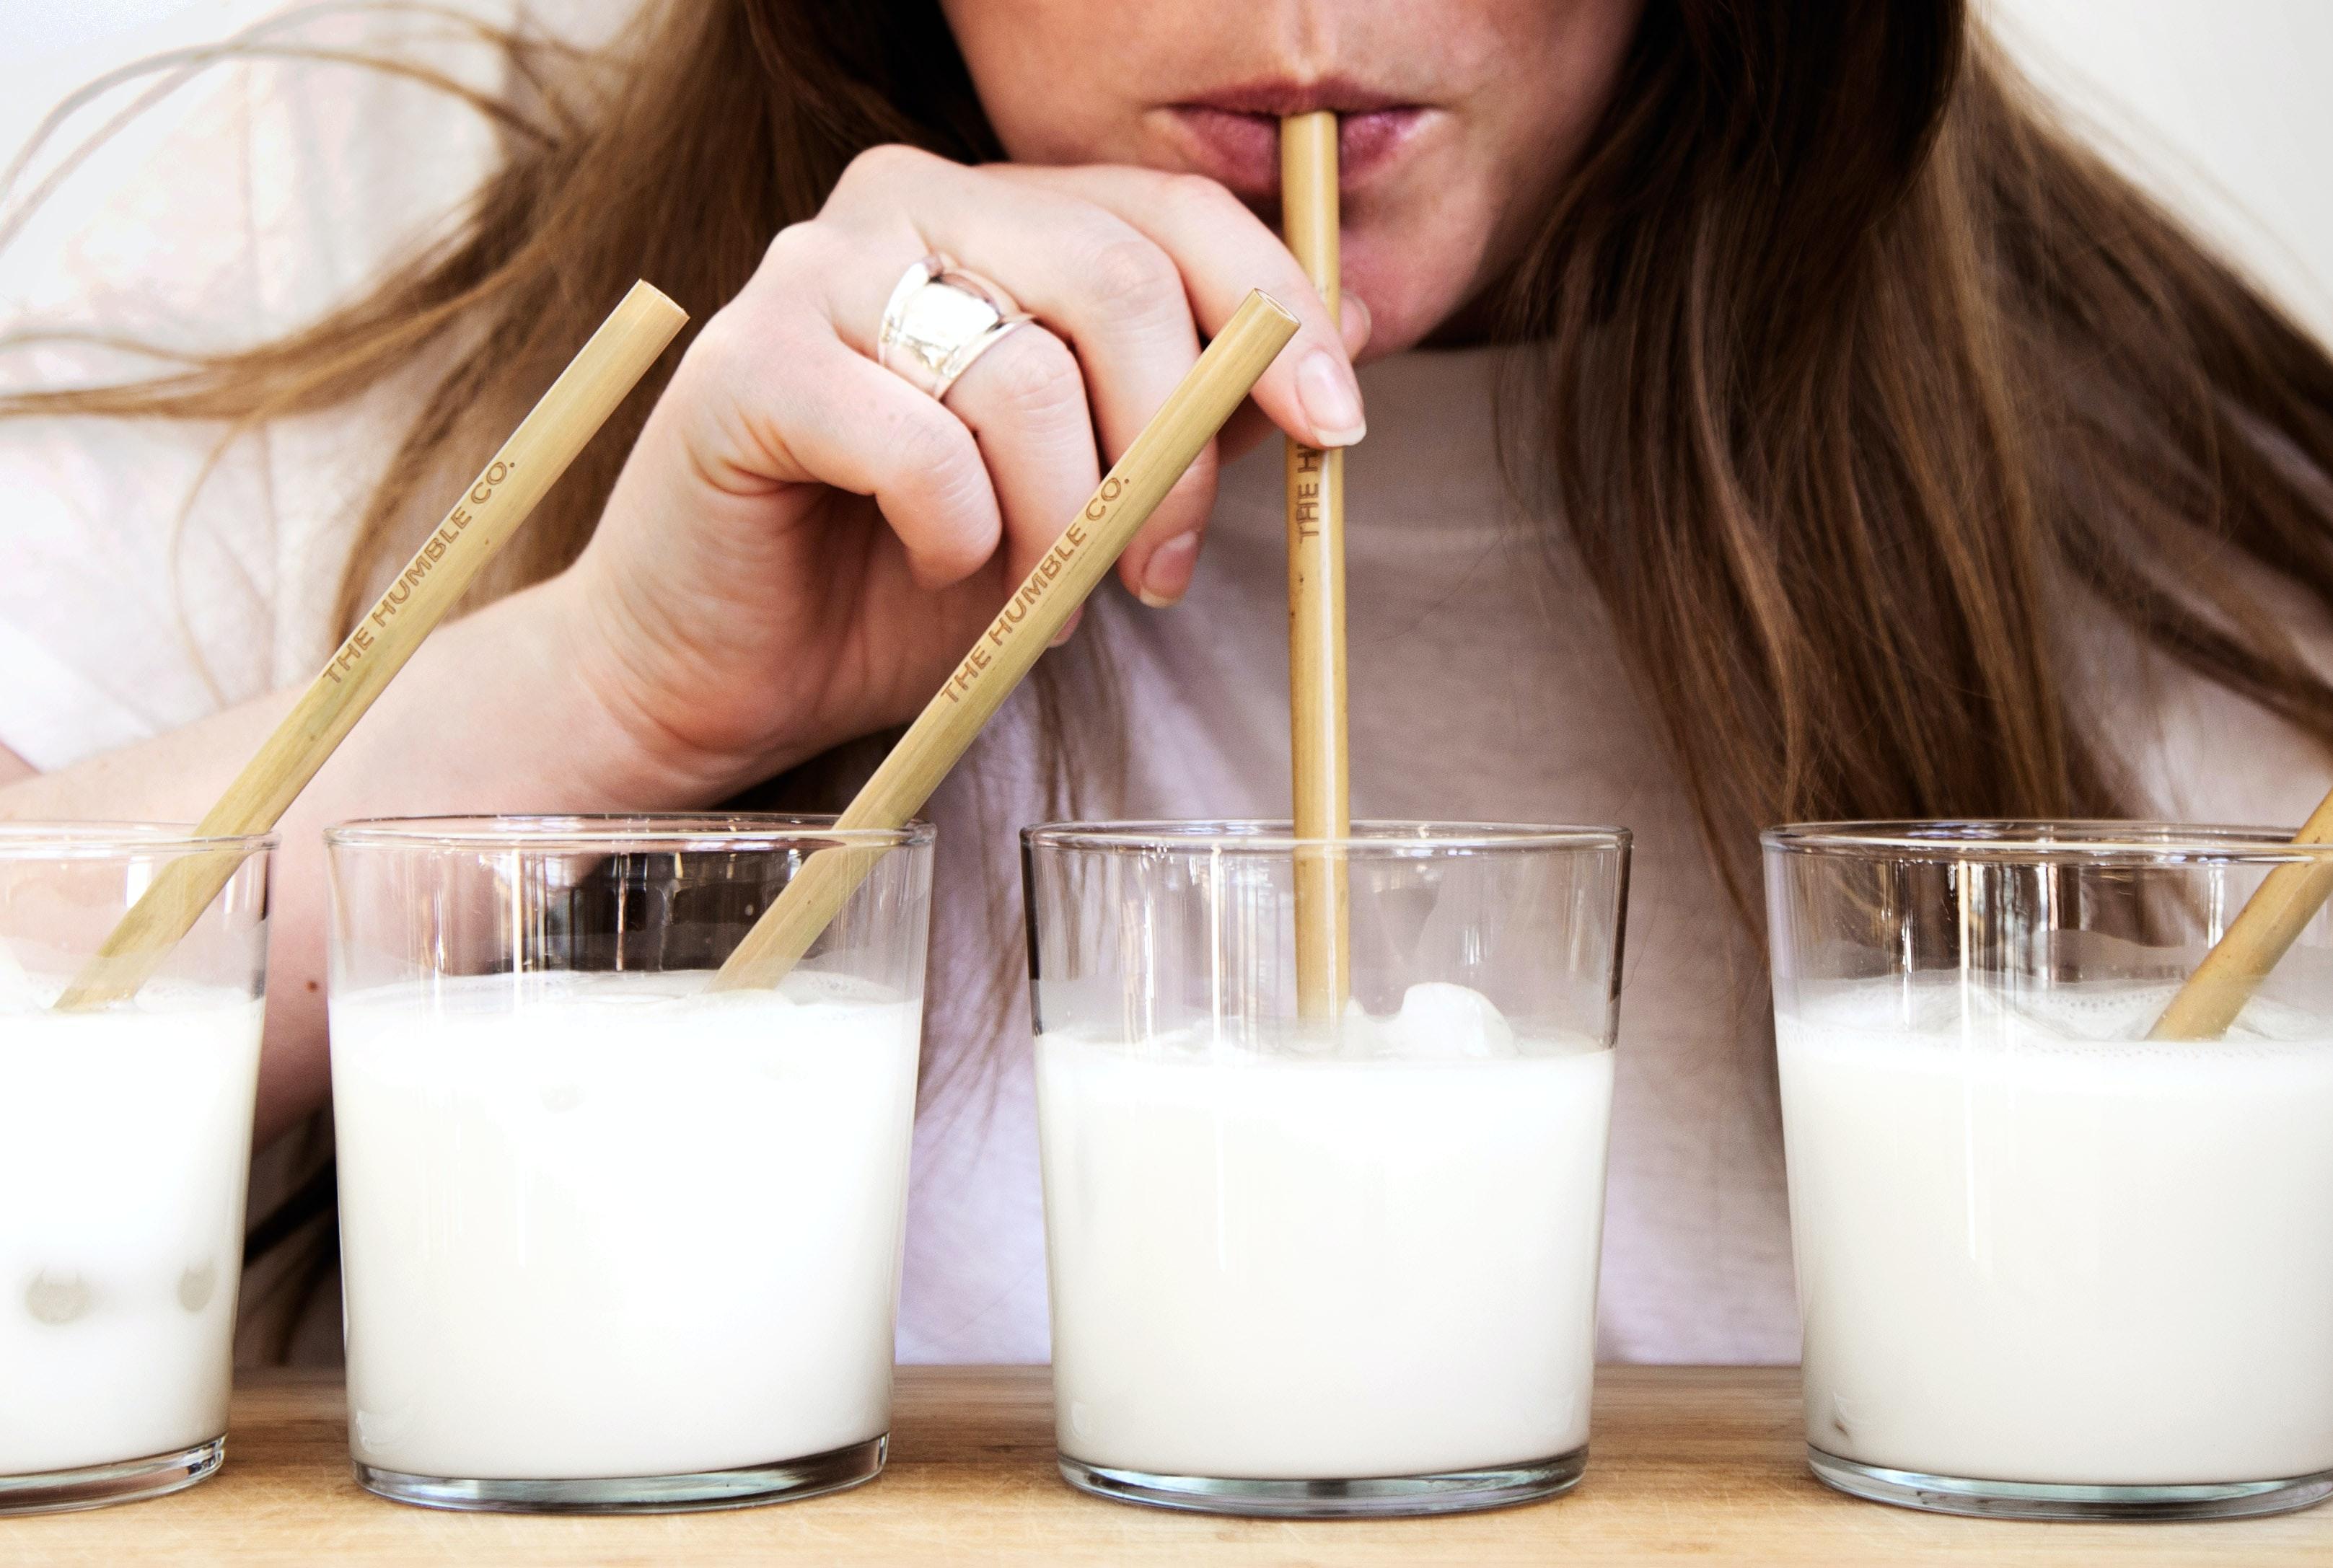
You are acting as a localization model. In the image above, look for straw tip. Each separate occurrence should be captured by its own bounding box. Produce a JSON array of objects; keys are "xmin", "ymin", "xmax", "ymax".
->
[
  {"xmin": 622, "ymin": 279, "xmax": 690, "ymax": 330},
  {"xmin": 1244, "ymin": 289, "xmax": 1303, "ymax": 330}
]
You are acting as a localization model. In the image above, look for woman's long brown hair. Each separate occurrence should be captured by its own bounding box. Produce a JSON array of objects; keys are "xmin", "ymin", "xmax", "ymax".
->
[{"xmin": 1504, "ymin": 6, "xmax": 2333, "ymax": 905}]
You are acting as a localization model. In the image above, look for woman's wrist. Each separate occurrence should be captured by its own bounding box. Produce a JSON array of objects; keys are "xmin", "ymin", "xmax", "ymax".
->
[{"xmin": 527, "ymin": 568, "xmax": 809, "ymax": 809}]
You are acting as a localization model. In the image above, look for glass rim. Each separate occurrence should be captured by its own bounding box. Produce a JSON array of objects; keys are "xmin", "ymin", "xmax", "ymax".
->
[
  {"xmin": 0, "ymin": 822, "xmax": 278, "ymax": 859},
  {"xmin": 324, "ymin": 812, "xmax": 935, "ymax": 853},
  {"xmin": 1021, "ymin": 819, "xmax": 1630, "ymax": 855},
  {"xmin": 1762, "ymin": 818, "xmax": 2332, "ymax": 863}
]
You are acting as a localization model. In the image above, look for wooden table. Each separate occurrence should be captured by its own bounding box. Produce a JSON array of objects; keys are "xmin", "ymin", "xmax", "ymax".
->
[{"xmin": 7, "ymin": 1366, "xmax": 2327, "ymax": 1564}]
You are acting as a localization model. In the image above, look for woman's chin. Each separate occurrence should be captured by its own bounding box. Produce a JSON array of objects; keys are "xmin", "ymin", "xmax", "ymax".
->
[{"xmin": 1338, "ymin": 239, "xmax": 1486, "ymax": 359}]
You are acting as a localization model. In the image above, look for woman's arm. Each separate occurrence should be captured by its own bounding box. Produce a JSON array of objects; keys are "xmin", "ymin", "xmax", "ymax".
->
[
  {"xmin": 0, "ymin": 576, "xmax": 699, "ymax": 1146},
  {"xmin": 1, "ymin": 148, "xmax": 1367, "ymax": 1150}
]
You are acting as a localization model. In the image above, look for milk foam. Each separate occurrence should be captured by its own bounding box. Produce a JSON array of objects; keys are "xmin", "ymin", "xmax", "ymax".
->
[
  {"xmin": 1780, "ymin": 977, "xmax": 2333, "ymax": 1484},
  {"xmin": 1037, "ymin": 984, "xmax": 1612, "ymax": 1480},
  {"xmin": 331, "ymin": 969, "xmax": 920, "ymax": 1481},
  {"xmin": 0, "ymin": 985, "xmax": 262, "ymax": 1475}
]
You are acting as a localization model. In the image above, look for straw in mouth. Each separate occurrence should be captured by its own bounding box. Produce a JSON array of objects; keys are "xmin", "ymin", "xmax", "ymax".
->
[{"xmin": 1281, "ymin": 108, "xmax": 1353, "ymax": 1021}]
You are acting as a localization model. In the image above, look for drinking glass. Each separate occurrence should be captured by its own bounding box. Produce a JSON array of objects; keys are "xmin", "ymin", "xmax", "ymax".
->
[
  {"xmin": 0, "ymin": 824, "xmax": 273, "ymax": 1514},
  {"xmin": 1024, "ymin": 819, "xmax": 1629, "ymax": 1517},
  {"xmin": 1767, "ymin": 820, "xmax": 2333, "ymax": 1520},
  {"xmin": 325, "ymin": 814, "xmax": 931, "ymax": 1512}
]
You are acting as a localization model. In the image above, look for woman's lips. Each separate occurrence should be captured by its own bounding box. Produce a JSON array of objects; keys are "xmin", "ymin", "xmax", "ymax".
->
[{"xmin": 1163, "ymin": 97, "xmax": 1430, "ymax": 198}]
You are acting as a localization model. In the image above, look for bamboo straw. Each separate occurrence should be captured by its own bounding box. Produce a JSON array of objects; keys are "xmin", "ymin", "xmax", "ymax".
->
[
  {"xmin": 1282, "ymin": 110, "xmax": 1351, "ymax": 1020},
  {"xmin": 711, "ymin": 289, "xmax": 1301, "ymax": 991},
  {"xmin": 2147, "ymin": 788, "xmax": 2333, "ymax": 1040},
  {"xmin": 53, "ymin": 281, "xmax": 688, "ymax": 1010}
]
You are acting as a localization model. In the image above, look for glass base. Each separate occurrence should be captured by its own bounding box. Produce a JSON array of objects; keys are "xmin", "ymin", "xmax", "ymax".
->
[
  {"xmin": 354, "ymin": 1434, "xmax": 886, "ymax": 1514},
  {"xmin": 0, "ymin": 1437, "xmax": 224, "ymax": 1516},
  {"xmin": 1058, "ymin": 1446, "xmax": 1586, "ymax": 1518},
  {"xmin": 1809, "ymin": 1447, "xmax": 2333, "ymax": 1520}
]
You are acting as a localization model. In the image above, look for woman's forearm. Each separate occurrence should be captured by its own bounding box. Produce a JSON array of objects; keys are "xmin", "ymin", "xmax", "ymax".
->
[{"xmin": 0, "ymin": 577, "xmax": 711, "ymax": 1144}]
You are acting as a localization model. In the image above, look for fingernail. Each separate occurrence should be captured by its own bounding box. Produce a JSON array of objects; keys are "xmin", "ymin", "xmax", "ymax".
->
[
  {"xmin": 1136, "ymin": 532, "xmax": 1202, "ymax": 608},
  {"xmin": 1339, "ymin": 293, "xmax": 1372, "ymax": 353},
  {"xmin": 1049, "ymin": 605, "xmax": 1084, "ymax": 648},
  {"xmin": 1295, "ymin": 349, "xmax": 1366, "ymax": 447}
]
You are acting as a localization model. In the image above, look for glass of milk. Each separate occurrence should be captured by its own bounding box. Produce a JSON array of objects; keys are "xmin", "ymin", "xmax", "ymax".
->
[
  {"xmin": 325, "ymin": 814, "xmax": 931, "ymax": 1512},
  {"xmin": 1767, "ymin": 821, "xmax": 2333, "ymax": 1520},
  {"xmin": 0, "ymin": 823, "xmax": 273, "ymax": 1515},
  {"xmin": 1024, "ymin": 819, "xmax": 1628, "ymax": 1517}
]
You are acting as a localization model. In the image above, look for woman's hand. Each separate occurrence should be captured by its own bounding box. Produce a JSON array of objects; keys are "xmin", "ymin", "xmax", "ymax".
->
[{"xmin": 553, "ymin": 146, "xmax": 1368, "ymax": 799}]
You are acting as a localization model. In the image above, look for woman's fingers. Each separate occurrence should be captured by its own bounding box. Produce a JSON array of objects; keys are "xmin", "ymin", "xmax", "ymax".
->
[
  {"xmin": 824, "ymin": 148, "xmax": 1356, "ymax": 452},
  {"xmin": 691, "ymin": 304, "xmax": 1005, "ymax": 591},
  {"xmin": 815, "ymin": 149, "xmax": 1216, "ymax": 600},
  {"xmin": 721, "ymin": 229, "xmax": 1110, "ymax": 614},
  {"xmin": 970, "ymin": 164, "xmax": 1367, "ymax": 602},
  {"xmin": 936, "ymin": 195, "xmax": 1221, "ymax": 603},
  {"xmin": 1218, "ymin": 292, "xmax": 1375, "ymax": 463},
  {"xmin": 940, "ymin": 322, "xmax": 1104, "ymax": 589},
  {"xmin": 740, "ymin": 147, "xmax": 1372, "ymax": 617},
  {"xmin": 817, "ymin": 148, "xmax": 1371, "ymax": 603},
  {"xmin": 992, "ymin": 162, "xmax": 1366, "ymax": 446}
]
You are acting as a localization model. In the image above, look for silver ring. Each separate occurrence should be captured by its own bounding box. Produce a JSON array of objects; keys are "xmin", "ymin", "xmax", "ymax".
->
[{"xmin": 876, "ymin": 253, "xmax": 1034, "ymax": 402}]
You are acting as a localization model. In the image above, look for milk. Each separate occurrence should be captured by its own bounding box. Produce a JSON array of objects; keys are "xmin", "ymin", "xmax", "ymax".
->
[
  {"xmin": 0, "ymin": 987, "xmax": 263, "ymax": 1476},
  {"xmin": 1037, "ymin": 983, "xmax": 1614, "ymax": 1480},
  {"xmin": 1779, "ymin": 979, "xmax": 2333, "ymax": 1485},
  {"xmin": 330, "ymin": 970, "xmax": 920, "ymax": 1481}
]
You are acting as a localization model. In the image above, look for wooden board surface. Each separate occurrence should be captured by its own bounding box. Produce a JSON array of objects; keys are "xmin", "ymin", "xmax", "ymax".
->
[{"xmin": 6, "ymin": 1365, "xmax": 2327, "ymax": 1564}]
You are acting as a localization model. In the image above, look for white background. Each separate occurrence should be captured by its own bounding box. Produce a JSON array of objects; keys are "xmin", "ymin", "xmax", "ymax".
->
[{"xmin": 3, "ymin": 0, "xmax": 2331, "ymax": 335}]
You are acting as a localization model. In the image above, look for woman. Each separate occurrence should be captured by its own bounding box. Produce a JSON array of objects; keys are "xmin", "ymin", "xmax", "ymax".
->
[{"xmin": 4, "ymin": 1, "xmax": 2330, "ymax": 1366}]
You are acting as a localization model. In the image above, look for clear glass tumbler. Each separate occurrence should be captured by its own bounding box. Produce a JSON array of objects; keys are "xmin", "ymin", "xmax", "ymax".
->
[
  {"xmin": 325, "ymin": 814, "xmax": 932, "ymax": 1512},
  {"xmin": 1024, "ymin": 820, "xmax": 1629, "ymax": 1517},
  {"xmin": 0, "ymin": 824, "xmax": 273, "ymax": 1515},
  {"xmin": 1767, "ymin": 821, "xmax": 2333, "ymax": 1521}
]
